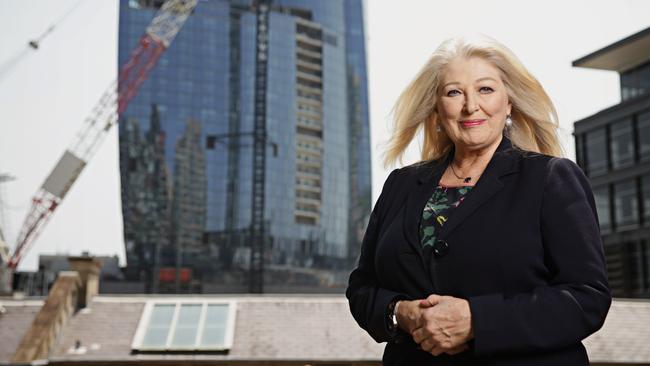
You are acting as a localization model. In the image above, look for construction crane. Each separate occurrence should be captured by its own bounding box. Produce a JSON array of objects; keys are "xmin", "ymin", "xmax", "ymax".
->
[
  {"xmin": 0, "ymin": 173, "xmax": 15, "ymax": 237},
  {"xmin": 249, "ymin": 0, "xmax": 270, "ymax": 293},
  {"xmin": 0, "ymin": 174, "xmax": 15, "ymax": 294},
  {"xmin": 7, "ymin": 0, "xmax": 198, "ymax": 270}
]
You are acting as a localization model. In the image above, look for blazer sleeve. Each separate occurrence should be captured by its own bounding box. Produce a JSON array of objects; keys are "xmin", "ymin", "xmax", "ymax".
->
[
  {"xmin": 346, "ymin": 168, "xmax": 412, "ymax": 344},
  {"xmin": 468, "ymin": 157, "xmax": 612, "ymax": 356}
]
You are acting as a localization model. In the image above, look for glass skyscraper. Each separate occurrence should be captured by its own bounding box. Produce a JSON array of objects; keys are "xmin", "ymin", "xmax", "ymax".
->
[{"xmin": 118, "ymin": 0, "xmax": 371, "ymax": 293}]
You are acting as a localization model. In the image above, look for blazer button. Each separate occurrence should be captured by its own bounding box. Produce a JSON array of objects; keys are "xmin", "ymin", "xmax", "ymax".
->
[{"xmin": 433, "ymin": 239, "xmax": 449, "ymax": 258}]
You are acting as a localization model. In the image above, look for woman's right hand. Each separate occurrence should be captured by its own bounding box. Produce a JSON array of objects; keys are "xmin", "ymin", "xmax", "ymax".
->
[
  {"xmin": 394, "ymin": 299, "xmax": 433, "ymax": 333},
  {"xmin": 395, "ymin": 298, "xmax": 469, "ymax": 356}
]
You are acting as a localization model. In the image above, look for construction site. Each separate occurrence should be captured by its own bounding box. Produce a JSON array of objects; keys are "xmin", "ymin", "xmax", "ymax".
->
[{"xmin": 0, "ymin": 0, "xmax": 373, "ymax": 296}]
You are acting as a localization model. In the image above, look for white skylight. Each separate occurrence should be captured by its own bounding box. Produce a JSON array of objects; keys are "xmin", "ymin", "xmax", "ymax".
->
[{"xmin": 132, "ymin": 300, "xmax": 236, "ymax": 351}]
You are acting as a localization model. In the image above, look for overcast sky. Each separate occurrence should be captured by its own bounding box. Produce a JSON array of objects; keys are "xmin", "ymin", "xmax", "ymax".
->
[{"xmin": 1, "ymin": 0, "xmax": 649, "ymax": 270}]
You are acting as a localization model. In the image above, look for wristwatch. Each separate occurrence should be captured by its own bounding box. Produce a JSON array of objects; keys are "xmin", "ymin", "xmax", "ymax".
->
[{"xmin": 387, "ymin": 299, "xmax": 400, "ymax": 332}]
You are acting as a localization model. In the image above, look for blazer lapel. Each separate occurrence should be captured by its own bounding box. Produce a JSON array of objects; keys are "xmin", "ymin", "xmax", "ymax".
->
[
  {"xmin": 436, "ymin": 170, "xmax": 503, "ymax": 239},
  {"xmin": 402, "ymin": 135, "xmax": 521, "ymax": 259},
  {"xmin": 438, "ymin": 136, "xmax": 520, "ymax": 239},
  {"xmin": 402, "ymin": 150, "xmax": 452, "ymax": 266}
]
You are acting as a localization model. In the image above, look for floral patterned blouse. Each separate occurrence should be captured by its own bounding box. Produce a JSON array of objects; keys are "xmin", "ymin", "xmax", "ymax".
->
[{"xmin": 420, "ymin": 185, "xmax": 474, "ymax": 249}]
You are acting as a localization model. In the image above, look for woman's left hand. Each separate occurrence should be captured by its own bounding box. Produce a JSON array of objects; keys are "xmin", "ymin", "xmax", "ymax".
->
[{"xmin": 411, "ymin": 294, "xmax": 474, "ymax": 356}]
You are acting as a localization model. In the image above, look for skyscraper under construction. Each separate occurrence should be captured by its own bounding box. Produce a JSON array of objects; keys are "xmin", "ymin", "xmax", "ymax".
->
[{"xmin": 118, "ymin": 0, "xmax": 371, "ymax": 293}]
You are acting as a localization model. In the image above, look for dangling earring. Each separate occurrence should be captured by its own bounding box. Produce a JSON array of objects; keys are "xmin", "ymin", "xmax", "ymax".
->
[
  {"xmin": 436, "ymin": 125, "xmax": 442, "ymax": 133},
  {"xmin": 505, "ymin": 114, "xmax": 513, "ymax": 127}
]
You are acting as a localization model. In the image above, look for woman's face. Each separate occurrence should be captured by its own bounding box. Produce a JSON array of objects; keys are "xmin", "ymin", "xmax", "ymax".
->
[{"xmin": 436, "ymin": 56, "xmax": 512, "ymax": 152}]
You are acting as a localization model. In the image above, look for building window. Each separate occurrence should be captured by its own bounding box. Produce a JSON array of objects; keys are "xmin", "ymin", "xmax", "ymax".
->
[
  {"xmin": 323, "ymin": 32, "xmax": 338, "ymax": 46},
  {"xmin": 614, "ymin": 180, "xmax": 639, "ymax": 229},
  {"xmin": 621, "ymin": 61, "xmax": 650, "ymax": 101},
  {"xmin": 630, "ymin": 241, "xmax": 643, "ymax": 292},
  {"xmin": 610, "ymin": 118, "xmax": 634, "ymax": 168},
  {"xmin": 643, "ymin": 240, "xmax": 650, "ymax": 293},
  {"xmin": 575, "ymin": 133, "xmax": 585, "ymax": 169},
  {"xmin": 628, "ymin": 241, "xmax": 647, "ymax": 294},
  {"xmin": 585, "ymin": 128, "xmax": 607, "ymax": 176},
  {"xmin": 603, "ymin": 244, "xmax": 625, "ymax": 296},
  {"xmin": 639, "ymin": 111, "xmax": 650, "ymax": 162},
  {"xmin": 621, "ymin": 71, "xmax": 638, "ymax": 101},
  {"xmin": 132, "ymin": 301, "xmax": 236, "ymax": 351},
  {"xmin": 642, "ymin": 175, "xmax": 650, "ymax": 224},
  {"xmin": 206, "ymin": 135, "xmax": 217, "ymax": 149},
  {"xmin": 641, "ymin": 62, "xmax": 650, "ymax": 99},
  {"xmin": 593, "ymin": 186, "xmax": 611, "ymax": 233}
]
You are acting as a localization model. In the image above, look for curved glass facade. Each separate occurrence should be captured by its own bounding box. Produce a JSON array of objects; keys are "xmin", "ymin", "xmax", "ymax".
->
[{"xmin": 118, "ymin": 0, "xmax": 370, "ymax": 293}]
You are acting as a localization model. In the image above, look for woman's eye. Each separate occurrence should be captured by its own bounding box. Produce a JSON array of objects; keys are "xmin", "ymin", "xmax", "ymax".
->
[{"xmin": 446, "ymin": 87, "xmax": 492, "ymax": 96}]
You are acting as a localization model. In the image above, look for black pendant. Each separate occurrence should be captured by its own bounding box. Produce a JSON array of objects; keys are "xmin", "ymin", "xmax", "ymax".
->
[{"xmin": 463, "ymin": 177, "xmax": 471, "ymax": 183}]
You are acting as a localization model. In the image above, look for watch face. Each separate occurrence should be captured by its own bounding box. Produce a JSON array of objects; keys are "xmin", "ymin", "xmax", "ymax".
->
[
  {"xmin": 387, "ymin": 299, "xmax": 399, "ymax": 331},
  {"xmin": 389, "ymin": 313, "xmax": 398, "ymax": 331}
]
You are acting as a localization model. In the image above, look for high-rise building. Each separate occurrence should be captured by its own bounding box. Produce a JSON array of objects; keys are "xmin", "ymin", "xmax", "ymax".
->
[
  {"xmin": 118, "ymin": 0, "xmax": 371, "ymax": 293},
  {"xmin": 573, "ymin": 26, "xmax": 650, "ymax": 298}
]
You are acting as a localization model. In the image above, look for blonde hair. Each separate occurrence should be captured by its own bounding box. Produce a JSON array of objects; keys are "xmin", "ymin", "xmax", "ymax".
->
[{"xmin": 383, "ymin": 34, "xmax": 563, "ymax": 168}]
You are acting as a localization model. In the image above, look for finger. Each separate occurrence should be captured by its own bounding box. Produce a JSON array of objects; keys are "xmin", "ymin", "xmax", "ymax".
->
[
  {"xmin": 411, "ymin": 327, "xmax": 427, "ymax": 344},
  {"xmin": 419, "ymin": 299, "xmax": 434, "ymax": 307},
  {"xmin": 445, "ymin": 343, "xmax": 469, "ymax": 355},
  {"xmin": 426, "ymin": 294, "xmax": 443, "ymax": 306},
  {"xmin": 429, "ymin": 345, "xmax": 445, "ymax": 356},
  {"xmin": 418, "ymin": 338, "xmax": 434, "ymax": 352}
]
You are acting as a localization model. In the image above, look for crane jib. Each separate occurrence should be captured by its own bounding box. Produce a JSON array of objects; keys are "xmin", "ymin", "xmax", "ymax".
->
[{"xmin": 9, "ymin": 0, "xmax": 198, "ymax": 270}]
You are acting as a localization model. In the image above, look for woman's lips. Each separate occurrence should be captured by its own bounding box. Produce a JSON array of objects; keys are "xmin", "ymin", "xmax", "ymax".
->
[{"xmin": 459, "ymin": 119, "xmax": 486, "ymax": 127}]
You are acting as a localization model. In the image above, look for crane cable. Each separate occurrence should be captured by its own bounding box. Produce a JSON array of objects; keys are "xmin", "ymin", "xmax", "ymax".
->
[{"xmin": 0, "ymin": 0, "xmax": 87, "ymax": 83}]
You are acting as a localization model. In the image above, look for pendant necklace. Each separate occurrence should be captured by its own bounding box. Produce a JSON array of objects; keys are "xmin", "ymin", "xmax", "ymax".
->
[{"xmin": 450, "ymin": 163, "xmax": 472, "ymax": 183}]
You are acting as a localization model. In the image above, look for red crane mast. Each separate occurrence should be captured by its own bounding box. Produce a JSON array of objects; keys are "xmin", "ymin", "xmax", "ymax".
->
[{"xmin": 8, "ymin": 0, "xmax": 198, "ymax": 270}]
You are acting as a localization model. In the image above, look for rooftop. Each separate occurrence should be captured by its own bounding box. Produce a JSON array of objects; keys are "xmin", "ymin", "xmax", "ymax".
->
[
  {"xmin": 2, "ymin": 295, "xmax": 650, "ymax": 364},
  {"xmin": 0, "ymin": 299, "xmax": 44, "ymax": 363},
  {"xmin": 48, "ymin": 295, "xmax": 383, "ymax": 363},
  {"xmin": 572, "ymin": 26, "xmax": 650, "ymax": 72}
]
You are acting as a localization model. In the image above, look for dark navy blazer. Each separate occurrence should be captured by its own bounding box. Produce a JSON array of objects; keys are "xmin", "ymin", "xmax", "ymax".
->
[{"xmin": 346, "ymin": 136, "xmax": 611, "ymax": 365}]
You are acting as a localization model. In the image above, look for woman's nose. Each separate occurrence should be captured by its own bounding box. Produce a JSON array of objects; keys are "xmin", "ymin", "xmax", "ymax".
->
[{"xmin": 464, "ymin": 93, "xmax": 479, "ymax": 114}]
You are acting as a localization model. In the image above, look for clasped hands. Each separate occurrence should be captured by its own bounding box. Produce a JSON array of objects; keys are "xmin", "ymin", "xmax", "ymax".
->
[{"xmin": 395, "ymin": 294, "xmax": 473, "ymax": 356}]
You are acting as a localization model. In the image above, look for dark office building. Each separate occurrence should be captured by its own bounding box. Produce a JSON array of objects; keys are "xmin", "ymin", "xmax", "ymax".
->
[
  {"xmin": 573, "ymin": 27, "xmax": 650, "ymax": 298},
  {"xmin": 117, "ymin": 0, "xmax": 371, "ymax": 293}
]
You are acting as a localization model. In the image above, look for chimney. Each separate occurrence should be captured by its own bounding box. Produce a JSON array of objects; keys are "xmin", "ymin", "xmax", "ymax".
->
[
  {"xmin": 11, "ymin": 272, "xmax": 81, "ymax": 363},
  {"xmin": 12, "ymin": 257, "xmax": 102, "ymax": 363},
  {"xmin": 68, "ymin": 256, "xmax": 102, "ymax": 308}
]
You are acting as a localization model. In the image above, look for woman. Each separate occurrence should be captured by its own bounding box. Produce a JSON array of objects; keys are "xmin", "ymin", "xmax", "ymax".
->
[{"xmin": 346, "ymin": 35, "xmax": 611, "ymax": 365}]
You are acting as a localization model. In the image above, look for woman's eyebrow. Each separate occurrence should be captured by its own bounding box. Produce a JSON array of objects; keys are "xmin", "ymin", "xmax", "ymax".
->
[{"xmin": 442, "ymin": 77, "xmax": 498, "ymax": 89}]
